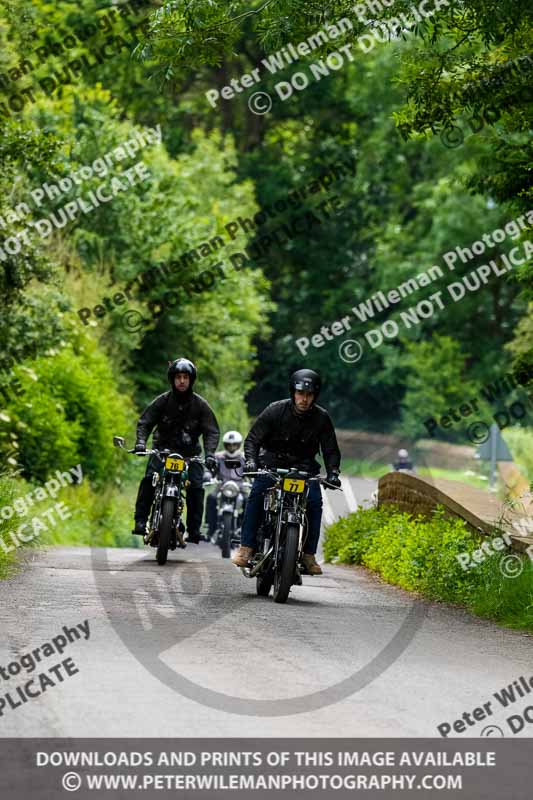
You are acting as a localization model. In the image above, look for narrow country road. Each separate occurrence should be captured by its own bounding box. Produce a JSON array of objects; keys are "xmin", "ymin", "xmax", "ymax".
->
[{"xmin": 0, "ymin": 477, "xmax": 531, "ymax": 738}]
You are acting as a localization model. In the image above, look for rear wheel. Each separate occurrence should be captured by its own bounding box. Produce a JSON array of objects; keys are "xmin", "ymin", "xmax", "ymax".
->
[
  {"xmin": 157, "ymin": 498, "xmax": 174, "ymax": 565},
  {"xmin": 256, "ymin": 567, "xmax": 274, "ymax": 596},
  {"xmin": 273, "ymin": 524, "xmax": 299, "ymax": 604},
  {"xmin": 221, "ymin": 511, "xmax": 232, "ymax": 558}
]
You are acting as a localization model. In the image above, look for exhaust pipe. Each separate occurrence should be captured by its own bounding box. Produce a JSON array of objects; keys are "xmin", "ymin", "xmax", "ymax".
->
[
  {"xmin": 242, "ymin": 547, "xmax": 273, "ymax": 578},
  {"xmin": 250, "ymin": 547, "xmax": 273, "ymax": 577}
]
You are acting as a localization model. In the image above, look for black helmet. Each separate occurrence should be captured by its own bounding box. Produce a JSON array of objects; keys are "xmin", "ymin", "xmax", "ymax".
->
[
  {"xmin": 289, "ymin": 369, "xmax": 321, "ymax": 403},
  {"xmin": 167, "ymin": 358, "xmax": 197, "ymax": 388}
]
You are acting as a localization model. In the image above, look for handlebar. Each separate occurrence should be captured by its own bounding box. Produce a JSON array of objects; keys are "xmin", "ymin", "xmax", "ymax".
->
[
  {"xmin": 113, "ymin": 438, "xmax": 340, "ymax": 489},
  {"xmin": 125, "ymin": 446, "xmax": 204, "ymax": 464},
  {"xmin": 243, "ymin": 468, "xmax": 342, "ymax": 490}
]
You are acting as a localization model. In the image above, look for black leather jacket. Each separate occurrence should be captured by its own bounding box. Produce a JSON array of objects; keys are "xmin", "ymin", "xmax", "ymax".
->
[
  {"xmin": 244, "ymin": 399, "xmax": 341, "ymax": 475},
  {"xmin": 136, "ymin": 390, "xmax": 219, "ymax": 457}
]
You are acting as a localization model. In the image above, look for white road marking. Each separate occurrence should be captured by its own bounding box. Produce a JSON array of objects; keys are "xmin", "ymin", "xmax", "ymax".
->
[
  {"xmin": 340, "ymin": 476, "xmax": 359, "ymax": 512},
  {"xmin": 321, "ymin": 491, "xmax": 336, "ymax": 525}
]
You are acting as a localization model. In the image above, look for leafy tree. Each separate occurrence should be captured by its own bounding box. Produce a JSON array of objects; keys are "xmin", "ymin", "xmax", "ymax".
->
[{"xmin": 399, "ymin": 335, "xmax": 480, "ymax": 438}]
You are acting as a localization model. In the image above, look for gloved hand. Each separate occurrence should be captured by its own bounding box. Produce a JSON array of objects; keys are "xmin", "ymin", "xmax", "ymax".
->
[
  {"xmin": 134, "ymin": 441, "xmax": 146, "ymax": 455},
  {"xmin": 326, "ymin": 471, "xmax": 341, "ymax": 488},
  {"xmin": 205, "ymin": 454, "xmax": 217, "ymax": 473},
  {"xmin": 244, "ymin": 459, "xmax": 257, "ymax": 473}
]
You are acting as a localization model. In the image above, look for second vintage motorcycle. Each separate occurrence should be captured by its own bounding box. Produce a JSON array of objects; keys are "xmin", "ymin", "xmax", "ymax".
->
[{"xmin": 205, "ymin": 459, "xmax": 251, "ymax": 558}]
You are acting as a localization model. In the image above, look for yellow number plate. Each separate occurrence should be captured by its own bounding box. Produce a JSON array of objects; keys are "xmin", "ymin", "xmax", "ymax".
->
[
  {"xmin": 165, "ymin": 457, "xmax": 185, "ymax": 472},
  {"xmin": 283, "ymin": 478, "xmax": 305, "ymax": 493}
]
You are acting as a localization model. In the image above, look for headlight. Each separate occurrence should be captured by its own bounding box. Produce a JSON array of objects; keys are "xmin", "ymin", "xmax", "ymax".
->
[{"xmin": 222, "ymin": 480, "xmax": 239, "ymax": 498}]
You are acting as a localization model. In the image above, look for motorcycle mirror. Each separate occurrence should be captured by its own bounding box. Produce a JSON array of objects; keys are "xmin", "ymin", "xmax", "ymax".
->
[{"xmin": 113, "ymin": 436, "xmax": 125, "ymax": 448}]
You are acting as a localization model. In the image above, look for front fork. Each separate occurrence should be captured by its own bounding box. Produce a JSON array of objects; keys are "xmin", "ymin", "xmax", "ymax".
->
[
  {"xmin": 243, "ymin": 496, "xmax": 305, "ymax": 582},
  {"xmin": 146, "ymin": 478, "xmax": 185, "ymax": 547},
  {"xmin": 164, "ymin": 484, "xmax": 186, "ymax": 548}
]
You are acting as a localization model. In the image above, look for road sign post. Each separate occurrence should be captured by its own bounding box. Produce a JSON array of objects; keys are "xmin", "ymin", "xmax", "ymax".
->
[{"xmin": 477, "ymin": 424, "xmax": 513, "ymax": 488}]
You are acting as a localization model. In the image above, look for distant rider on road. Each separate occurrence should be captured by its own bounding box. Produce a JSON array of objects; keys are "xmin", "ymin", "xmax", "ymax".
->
[{"xmin": 232, "ymin": 369, "xmax": 341, "ymax": 575}]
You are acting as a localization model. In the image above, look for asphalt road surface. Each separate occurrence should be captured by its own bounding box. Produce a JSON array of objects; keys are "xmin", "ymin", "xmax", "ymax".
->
[{"xmin": 0, "ymin": 476, "xmax": 532, "ymax": 738}]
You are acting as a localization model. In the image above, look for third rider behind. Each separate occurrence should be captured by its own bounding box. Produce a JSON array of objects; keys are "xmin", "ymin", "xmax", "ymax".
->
[
  {"xmin": 232, "ymin": 369, "xmax": 341, "ymax": 576},
  {"xmin": 205, "ymin": 431, "xmax": 246, "ymax": 539},
  {"xmin": 393, "ymin": 448, "xmax": 414, "ymax": 472},
  {"xmin": 133, "ymin": 358, "xmax": 219, "ymax": 543}
]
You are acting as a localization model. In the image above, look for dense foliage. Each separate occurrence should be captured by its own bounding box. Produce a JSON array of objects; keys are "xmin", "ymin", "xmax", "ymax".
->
[
  {"xmin": 324, "ymin": 505, "xmax": 533, "ymax": 629},
  {"xmin": 0, "ymin": 0, "xmax": 531, "ymax": 500},
  {"xmin": 137, "ymin": 0, "xmax": 532, "ymax": 428}
]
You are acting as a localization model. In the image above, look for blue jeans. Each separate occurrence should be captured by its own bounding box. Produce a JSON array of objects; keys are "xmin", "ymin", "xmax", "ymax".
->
[{"xmin": 240, "ymin": 475, "xmax": 323, "ymax": 555}]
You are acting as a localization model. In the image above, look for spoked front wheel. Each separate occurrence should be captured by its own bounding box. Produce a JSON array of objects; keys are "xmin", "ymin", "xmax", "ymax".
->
[
  {"xmin": 156, "ymin": 498, "xmax": 174, "ymax": 565},
  {"xmin": 273, "ymin": 524, "xmax": 299, "ymax": 604}
]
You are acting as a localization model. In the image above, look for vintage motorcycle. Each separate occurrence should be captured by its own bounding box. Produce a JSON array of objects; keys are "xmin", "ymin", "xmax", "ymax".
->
[
  {"xmin": 113, "ymin": 436, "xmax": 204, "ymax": 565},
  {"xmin": 240, "ymin": 466, "xmax": 341, "ymax": 603},
  {"xmin": 205, "ymin": 460, "xmax": 251, "ymax": 558}
]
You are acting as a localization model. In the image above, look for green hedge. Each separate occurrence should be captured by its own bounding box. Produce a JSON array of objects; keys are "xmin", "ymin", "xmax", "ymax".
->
[
  {"xmin": 324, "ymin": 506, "xmax": 533, "ymax": 630},
  {"xmin": 0, "ymin": 475, "xmax": 21, "ymax": 577},
  {"xmin": 0, "ymin": 466, "xmax": 142, "ymax": 580},
  {"xmin": 0, "ymin": 334, "xmax": 135, "ymax": 485}
]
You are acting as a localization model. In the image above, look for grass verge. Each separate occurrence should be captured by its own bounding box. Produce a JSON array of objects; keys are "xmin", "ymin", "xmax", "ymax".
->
[
  {"xmin": 0, "ymin": 467, "xmax": 142, "ymax": 580},
  {"xmin": 0, "ymin": 475, "xmax": 22, "ymax": 578},
  {"xmin": 324, "ymin": 505, "xmax": 533, "ymax": 631},
  {"xmin": 341, "ymin": 459, "xmax": 492, "ymax": 490}
]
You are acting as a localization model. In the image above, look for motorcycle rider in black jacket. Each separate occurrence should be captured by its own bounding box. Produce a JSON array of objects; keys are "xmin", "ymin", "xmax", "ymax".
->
[
  {"xmin": 133, "ymin": 358, "xmax": 220, "ymax": 543},
  {"xmin": 232, "ymin": 369, "xmax": 341, "ymax": 575}
]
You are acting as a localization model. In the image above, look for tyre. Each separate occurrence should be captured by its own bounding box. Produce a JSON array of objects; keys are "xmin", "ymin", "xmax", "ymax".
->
[
  {"xmin": 273, "ymin": 524, "xmax": 299, "ymax": 604},
  {"xmin": 157, "ymin": 498, "xmax": 174, "ymax": 565},
  {"xmin": 221, "ymin": 511, "xmax": 232, "ymax": 558}
]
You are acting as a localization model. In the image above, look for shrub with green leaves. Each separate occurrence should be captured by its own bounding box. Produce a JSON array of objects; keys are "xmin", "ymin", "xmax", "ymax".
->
[
  {"xmin": 1, "ymin": 333, "xmax": 135, "ymax": 484},
  {"xmin": 324, "ymin": 505, "xmax": 533, "ymax": 630},
  {"xmin": 0, "ymin": 475, "xmax": 22, "ymax": 577}
]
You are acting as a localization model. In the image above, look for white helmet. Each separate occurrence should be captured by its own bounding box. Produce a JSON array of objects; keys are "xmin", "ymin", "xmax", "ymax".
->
[
  {"xmin": 398, "ymin": 449, "xmax": 409, "ymax": 459},
  {"xmin": 223, "ymin": 430, "xmax": 243, "ymax": 454}
]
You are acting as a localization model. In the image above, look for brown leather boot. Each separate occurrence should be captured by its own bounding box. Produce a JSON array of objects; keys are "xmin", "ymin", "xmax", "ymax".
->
[
  {"xmin": 301, "ymin": 554, "xmax": 323, "ymax": 575},
  {"xmin": 232, "ymin": 546, "xmax": 254, "ymax": 567}
]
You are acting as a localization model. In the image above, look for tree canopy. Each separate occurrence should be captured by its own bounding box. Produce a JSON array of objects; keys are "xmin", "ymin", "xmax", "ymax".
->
[{"xmin": 0, "ymin": 0, "xmax": 531, "ymax": 488}]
